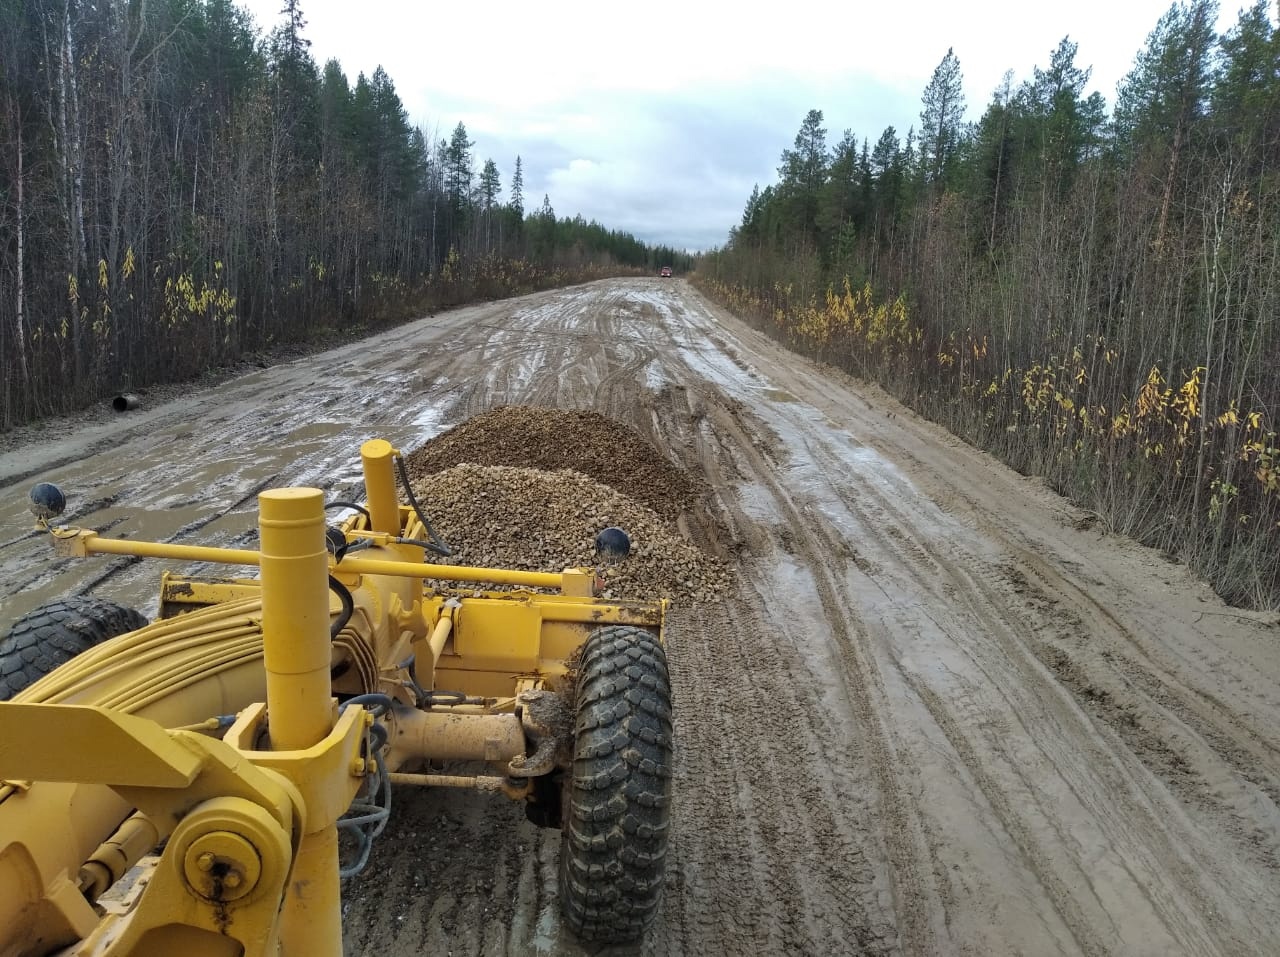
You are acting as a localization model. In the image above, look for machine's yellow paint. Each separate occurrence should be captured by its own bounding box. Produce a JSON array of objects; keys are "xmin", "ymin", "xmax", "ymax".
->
[
  {"xmin": 79, "ymin": 813, "xmax": 160, "ymax": 900},
  {"xmin": 257, "ymin": 486, "xmax": 343, "ymax": 957},
  {"xmin": 0, "ymin": 437, "xmax": 670, "ymax": 957},
  {"xmin": 360, "ymin": 438, "xmax": 401, "ymax": 534},
  {"xmin": 59, "ymin": 524, "xmax": 592, "ymax": 591},
  {"xmin": 224, "ymin": 702, "xmax": 367, "ymax": 834},
  {"xmin": 258, "ymin": 487, "xmax": 332, "ymax": 751},
  {"xmin": 0, "ymin": 704, "xmax": 203, "ymax": 787}
]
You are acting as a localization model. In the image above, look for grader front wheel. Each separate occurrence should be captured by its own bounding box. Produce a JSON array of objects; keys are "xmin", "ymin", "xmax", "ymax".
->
[
  {"xmin": 0, "ymin": 596, "xmax": 148, "ymax": 700},
  {"xmin": 559, "ymin": 625, "xmax": 673, "ymax": 943}
]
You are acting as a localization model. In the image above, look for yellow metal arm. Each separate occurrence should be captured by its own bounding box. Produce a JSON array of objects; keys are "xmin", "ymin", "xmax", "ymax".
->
[
  {"xmin": 51, "ymin": 526, "xmax": 583, "ymax": 591},
  {"xmin": 53, "ymin": 528, "xmax": 261, "ymax": 567}
]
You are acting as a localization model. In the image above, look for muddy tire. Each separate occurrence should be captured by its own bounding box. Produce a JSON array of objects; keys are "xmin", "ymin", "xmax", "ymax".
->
[
  {"xmin": 0, "ymin": 597, "xmax": 148, "ymax": 700},
  {"xmin": 559, "ymin": 625, "xmax": 673, "ymax": 943}
]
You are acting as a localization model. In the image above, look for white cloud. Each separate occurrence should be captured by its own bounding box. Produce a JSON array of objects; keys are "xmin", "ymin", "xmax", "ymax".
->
[{"xmin": 238, "ymin": 0, "xmax": 1256, "ymax": 252}]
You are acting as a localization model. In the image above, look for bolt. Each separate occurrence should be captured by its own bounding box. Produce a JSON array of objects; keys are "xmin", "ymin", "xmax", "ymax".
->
[
  {"xmin": 196, "ymin": 852, "xmax": 216, "ymax": 873},
  {"xmin": 351, "ymin": 757, "xmax": 366, "ymax": 775},
  {"xmin": 223, "ymin": 870, "xmax": 243, "ymax": 889}
]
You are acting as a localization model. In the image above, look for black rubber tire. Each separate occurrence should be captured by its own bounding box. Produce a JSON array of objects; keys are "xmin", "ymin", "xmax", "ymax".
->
[
  {"xmin": 559, "ymin": 625, "xmax": 673, "ymax": 943},
  {"xmin": 0, "ymin": 596, "xmax": 148, "ymax": 700}
]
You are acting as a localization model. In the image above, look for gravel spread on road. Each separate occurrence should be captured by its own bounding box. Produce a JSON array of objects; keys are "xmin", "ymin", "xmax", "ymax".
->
[
  {"xmin": 401, "ymin": 405, "xmax": 703, "ymax": 521},
  {"xmin": 403, "ymin": 407, "xmax": 731, "ymax": 604}
]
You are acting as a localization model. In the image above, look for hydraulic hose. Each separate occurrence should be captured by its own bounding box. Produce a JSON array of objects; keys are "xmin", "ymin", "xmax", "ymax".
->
[{"xmin": 393, "ymin": 454, "xmax": 452, "ymax": 557}]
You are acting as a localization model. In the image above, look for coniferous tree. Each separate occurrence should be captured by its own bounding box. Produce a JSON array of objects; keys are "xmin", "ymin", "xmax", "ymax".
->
[
  {"xmin": 478, "ymin": 158, "xmax": 501, "ymax": 252},
  {"xmin": 479, "ymin": 158, "xmax": 501, "ymax": 210},
  {"xmin": 777, "ymin": 109, "xmax": 828, "ymax": 248},
  {"xmin": 919, "ymin": 48, "xmax": 966, "ymax": 187},
  {"xmin": 1211, "ymin": 0, "xmax": 1280, "ymax": 156},
  {"xmin": 510, "ymin": 155, "xmax": 525, "ymax": 216},
  {"xmin": 868, "ymin": 127, "xmax": 905, "ymax": 243},
  {"xmin": 817, "ymin": 130, "xmax": 862, "ymax": 268},
  {"xmin": 443, "ymin": 121, "xmax": 474, "ymax": 246},
  {"xmin": 1019, "ymin": 37, "xmax": 1106, "ymax": 197}
]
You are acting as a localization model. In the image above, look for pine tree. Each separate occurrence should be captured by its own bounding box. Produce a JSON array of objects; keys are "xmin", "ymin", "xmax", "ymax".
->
[
  {"xmin": 267, "ymin": 0, "xmax": 320, "ymax": 161},
  {"xmin": 919, "ymin": 48, "xmax": 966, "ymax": 186},
  {"xmin": 966, "ymin": 76, "xmax": 1017, "ymax": 249},
  {"xmin": 777, "ymin": 109, "xmax": 828, "ymax": 246},
  {"xmin": 479, "ymin": 159, "xmax": 501, "ymax": 210},
  {"xmin": 510, "ymin": 155, "xmax": 525, "ymax": 216},
  {"xmin": 1018, "ymin": 37, "xmax": 1105, "ymax": 197},
  {"xmin": 817, "ymin": 129, "xmax": 861, "ymax": 264},
  {"xmin": 1211, "ymin": 0, "xmax": 1280, "ymax": 154},
  {"xmin": 1114, "ymin": 0, "xmax": 1218, "ymax": 153},
  {"xmin": 444, "ymin": 123, "xmax": 473, "ymax": 199},
  {"xmin": 1114, "ymin": 0, "xmax": 1219, "ymax": 250}
]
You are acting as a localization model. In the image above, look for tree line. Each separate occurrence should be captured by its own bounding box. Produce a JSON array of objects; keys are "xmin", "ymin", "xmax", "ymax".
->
[
  {"xmin": 0, "ymin": 0, "xmax": 675, "ymax": 430},
  {"xmin": 698, "ymin": 0, "xmax": 1280, "ymax": 607}
]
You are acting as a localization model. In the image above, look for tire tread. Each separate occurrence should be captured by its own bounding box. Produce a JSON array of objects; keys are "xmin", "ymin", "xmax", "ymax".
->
[
  {"xmin": 559, "ymin": 625, "xmax": 672, "ymax": 943},
  {"xmin": 0, "ymin": 597, "xmax": 148, "ymax": 700}
]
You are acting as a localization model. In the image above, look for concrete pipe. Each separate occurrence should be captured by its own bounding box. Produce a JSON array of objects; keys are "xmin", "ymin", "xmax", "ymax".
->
[{"xmin": 111, "ymin": 393, "xmax": 140, "ymax": 412}]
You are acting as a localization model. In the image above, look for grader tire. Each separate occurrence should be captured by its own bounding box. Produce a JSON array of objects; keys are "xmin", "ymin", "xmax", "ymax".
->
[
  {"xmin": 560, "ymin": 625, "xmax": 673, "ymax": 943},
  {"xmin": 0, "ymin": 596, "xmax": 148, "ymax": 700}
]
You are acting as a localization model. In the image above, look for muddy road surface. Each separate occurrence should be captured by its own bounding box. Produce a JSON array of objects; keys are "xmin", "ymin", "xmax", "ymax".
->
[{"xmin": 3, "ymin": 278, "xmax": 1280, "ymax": 956}]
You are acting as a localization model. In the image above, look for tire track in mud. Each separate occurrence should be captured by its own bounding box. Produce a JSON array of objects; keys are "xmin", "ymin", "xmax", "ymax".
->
[
  {"xmin": 906, "ymin": 534, "xmax": 1267, "ymax": 952},
  {"xmin": 875, "ymin": 447, "xmax": 1254, "ymax": 951},
  {"xmin": 1006, "ymin": 550, "xmax": 1280, "ymax": 795},
  {"xmin": 831, "ymin": 513, "xmax": 1200, "ymax": 954},
  {"xmin": 794, "ymin": 395, "xmax": 1280, "ymax": 899},
  {"xmin": 846, "ymin": 409, "xmax": 1280, "ymax": 807},
  {"xmin": 1003, "ymin": 558, "xmax": 1280, "ymax": 884},
  {"xmin": 684, "ymin": 391, "xmax": 937, "ymax": 954},
  {"xmin": 659, "ymin": 599, "xmax": 895, "ymax": 956},
  {"xmin": 677, "ymin": 285, "xmax": 1280, "ymax": 954},
  {"xmin": 340, "ymin": 790, "xmax": 553, "ymax": 956},
  {"xmin": 655, "ymin": 296, "xmax": 1136, "ymax": 951}
]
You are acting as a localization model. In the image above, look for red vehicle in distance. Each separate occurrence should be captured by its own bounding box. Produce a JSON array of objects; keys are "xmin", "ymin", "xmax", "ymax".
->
[{"xmin": 660, "ymin": 266, "xmax": 673, "ymax": 277}]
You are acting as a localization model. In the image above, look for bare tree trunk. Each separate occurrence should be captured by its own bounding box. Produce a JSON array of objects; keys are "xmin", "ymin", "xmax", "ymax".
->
[
  {"xmin": 1155, "ymin": 121, "xmax": 1184, "ymax": 256},
  {"xmin": 53, "ymin": 0, "xmax": 88, "ymax": 383},
  {"xmin": 1192, "ymin": 166, "xmax": 1228, "ymax": 524},
  {"xmin": 14, "ymin": 102, "xmax": 29, "ymax": 388}
]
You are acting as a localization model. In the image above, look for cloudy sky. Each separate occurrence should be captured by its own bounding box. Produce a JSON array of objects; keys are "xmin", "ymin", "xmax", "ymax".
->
[{"xmin": 238, "ymin": 0, "xmax": 1251, "ymax": 253}]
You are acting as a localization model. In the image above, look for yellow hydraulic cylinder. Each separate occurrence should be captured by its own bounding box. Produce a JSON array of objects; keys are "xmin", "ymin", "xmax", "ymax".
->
[
  {"xmin": 361, "ymin": 438, "xmax": 401, "ymax": 534},
  {"xmin": 259, "ymin": 488, "xmax": 332, "ymax": 751},
  {"xmin": 257, "ymin": 487, "xmax": 341, "ymax": 956}
]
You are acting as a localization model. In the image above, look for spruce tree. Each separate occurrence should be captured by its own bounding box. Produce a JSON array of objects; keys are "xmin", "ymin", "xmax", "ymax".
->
[{"xmin": 919, "ymin": 48, "xmax": 966, "ymax": 186}]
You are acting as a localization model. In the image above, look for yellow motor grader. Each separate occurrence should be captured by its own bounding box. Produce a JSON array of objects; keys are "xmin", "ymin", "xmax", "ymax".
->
[{"xmin": 0, "ymin": 439, "xmax": 672, "ymax": 956}]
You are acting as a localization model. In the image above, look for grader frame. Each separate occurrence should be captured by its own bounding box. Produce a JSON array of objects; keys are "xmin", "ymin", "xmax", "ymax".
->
[{"xmin": 0, "ymin": 439, "xmax": 670, "ymax": 956}]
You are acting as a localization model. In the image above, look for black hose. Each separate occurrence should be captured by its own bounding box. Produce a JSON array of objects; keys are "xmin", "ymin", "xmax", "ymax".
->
[
  {"xmin": 393, "ymin": 454, "xmax": 452, "ymax": 557},
  {"xmin": 328, "ymin": 575, "xmax": 354, "ymax": 640}
]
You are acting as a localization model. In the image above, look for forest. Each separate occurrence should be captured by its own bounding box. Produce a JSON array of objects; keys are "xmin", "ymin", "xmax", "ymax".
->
[
  {"xmin": 696, "ymin": 0, "xmax": 1280, "ymax": 607},
  {"xmin": 0, "ymin": 0, "xmax": 690, "ymax": 430}
]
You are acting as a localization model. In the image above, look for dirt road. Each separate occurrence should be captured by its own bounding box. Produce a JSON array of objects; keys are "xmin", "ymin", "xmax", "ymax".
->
[{"xmin": 3, "ymin": 279, "xmax": 1279, "ymax": 955}]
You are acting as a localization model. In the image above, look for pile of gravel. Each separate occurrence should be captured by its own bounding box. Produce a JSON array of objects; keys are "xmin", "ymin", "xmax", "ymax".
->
[
  {"xmin": 402, "ymin": 406, "xmax": 702, "ymax": 522},
  {"xmin": 410, "ymin": 463, "xmax": 730, "ymax": 604},
  {"xmin": 401, "ymin": 405, "xmax": 731, "ymax": 604}
]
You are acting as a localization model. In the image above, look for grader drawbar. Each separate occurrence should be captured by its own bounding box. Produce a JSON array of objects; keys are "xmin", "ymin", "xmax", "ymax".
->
[{"xmin": 0, "ymin": 439, "xmax": 673, "ymax": 956}]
